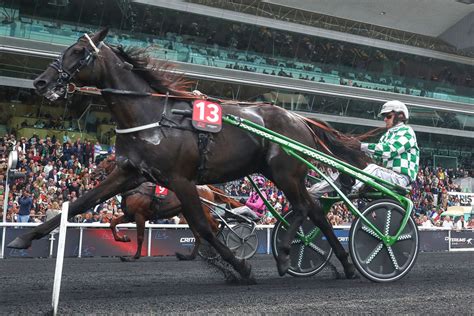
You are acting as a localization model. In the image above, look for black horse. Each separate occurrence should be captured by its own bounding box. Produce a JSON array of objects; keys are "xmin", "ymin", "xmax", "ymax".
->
[{"xmin": 9, "ymin": 28, "xmax": 368, "ymax": 282}]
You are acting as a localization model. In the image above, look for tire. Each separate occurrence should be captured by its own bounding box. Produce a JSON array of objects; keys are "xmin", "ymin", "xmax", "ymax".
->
[
  {"xmin": 349, "ymin": 199, "xmax": 419, "ymax": 282},
  {"xmin": 226, "ymin": 223, "xmax": 259, "ymax": 260},
  {"xmin": 271, "ymin": 210, "xmax": 333, "ymax": 277}
]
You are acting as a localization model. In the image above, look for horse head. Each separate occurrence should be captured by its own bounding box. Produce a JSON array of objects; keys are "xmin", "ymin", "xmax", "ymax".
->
[{"xmin": 33, "ymin": 28, "xmax": 110, "ymax": 101}]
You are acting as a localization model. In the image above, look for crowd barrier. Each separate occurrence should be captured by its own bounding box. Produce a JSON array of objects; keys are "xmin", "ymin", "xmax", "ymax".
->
[{"xmin": 1, "ymin": 222, "xmax": 473, "ymax": 259}]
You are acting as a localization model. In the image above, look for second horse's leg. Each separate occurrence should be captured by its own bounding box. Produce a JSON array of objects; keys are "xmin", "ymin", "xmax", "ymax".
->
[
  {"xmin": 173, "ymin": 178, "xmax": 255, "ymax": 284},
  {"xmin": 110, "ymin": 215, "xmax": 131, "ymax": 242},
  {"xmin": 133, "ymin": 213, "xmax": 146, "ymax": 260},
  {"xmin": 120, "ymin": 212, "xmax": 146, "ymax": 262}
]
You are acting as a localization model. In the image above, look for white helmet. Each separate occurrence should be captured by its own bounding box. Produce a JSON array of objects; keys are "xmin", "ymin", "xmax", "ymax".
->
[{"xmin": 378, "ymin": 100, "xmax": 409, "ymax": 119}]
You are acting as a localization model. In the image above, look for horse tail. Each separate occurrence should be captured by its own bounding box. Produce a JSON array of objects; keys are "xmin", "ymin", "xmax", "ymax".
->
[{"xmin": 207, "ymin": 185, "xmax": 243, "ymax": 208}]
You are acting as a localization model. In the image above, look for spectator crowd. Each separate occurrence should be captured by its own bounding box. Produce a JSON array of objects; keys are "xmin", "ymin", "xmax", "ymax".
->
[{"xmin": 1, "ymin": 133, "xmax": 473, "ymax": 230}]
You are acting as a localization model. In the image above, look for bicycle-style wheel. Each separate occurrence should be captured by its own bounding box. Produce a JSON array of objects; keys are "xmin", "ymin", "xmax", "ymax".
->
[
  {"xmin": 349, "ymin": 199, "xmax": 419, "ymax": 282},
  {"xmin": 226, "ymin": 223, "xmax": 259, "ymax": 260},
  {"xmin": 198, "ymin": 228, "xmax": 226, "ymax": 260},
  {"xmin": 272, "ymin": 210, "xmax": 333, "ymax": 277}
]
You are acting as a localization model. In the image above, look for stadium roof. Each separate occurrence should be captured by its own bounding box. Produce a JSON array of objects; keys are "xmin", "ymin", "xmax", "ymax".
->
[
  {"xmin": 265, "ymin": 0, "xmax": 473, "ymax": 38},
  {"xmin": 134, "ymin": 0, "xmax": 474, "ymax": 57}
]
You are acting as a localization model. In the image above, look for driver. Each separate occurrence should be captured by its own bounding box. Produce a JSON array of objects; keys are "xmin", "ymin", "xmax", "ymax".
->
[{"xmin": 309, "ymin": 100, "xmax": 419, "ymax": 198}]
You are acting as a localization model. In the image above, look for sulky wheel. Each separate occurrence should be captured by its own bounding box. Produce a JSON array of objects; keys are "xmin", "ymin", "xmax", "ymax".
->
[
  {"xmin": 272, "ymin": 210, "xmax": 333, "ymax": 277},
  {"xmin": 226, "ymin": 223, "xmax": 259, "ymax": 260},
  {"xmin": 349, "ymin": 199, "xmax": 419, "ymax": 282}
]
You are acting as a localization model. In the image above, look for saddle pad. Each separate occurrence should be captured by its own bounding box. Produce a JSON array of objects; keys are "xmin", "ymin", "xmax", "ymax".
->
[
  {"xmin": 192, "ymin": 100, "xmax": 222, "ymax": 133},
  {"xmin": 154, "ymin": 185, "xmax": 169, "ymax": 199}
]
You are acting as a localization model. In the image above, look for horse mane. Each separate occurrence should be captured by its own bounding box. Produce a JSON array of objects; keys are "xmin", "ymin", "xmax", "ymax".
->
[
  {"xmin": 110, "ymin": 45, "xmax": 193, "ymax": 96},
  {"xmin": 207, "ymin": 185, "xmax": 243, "ymax": 208}
]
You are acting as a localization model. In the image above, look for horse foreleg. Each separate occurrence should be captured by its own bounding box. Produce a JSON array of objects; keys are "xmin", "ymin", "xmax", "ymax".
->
[
  {"xmin": 8, "ymin": 166, "xmax": 144, "ymax": 249},
  {"xmin": 172, "ymin": 179, "xmax": 255, "ymax": 284}
]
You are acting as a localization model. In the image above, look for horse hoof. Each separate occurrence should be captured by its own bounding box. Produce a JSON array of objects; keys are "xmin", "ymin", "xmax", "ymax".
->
[
  {"xmin": 175, "ymin": 252, "xmax": 194, "ymax": 261},
  {"xmin": 344, "ymin": 263, "xmax": 358, "ymax": 279},
  {"xmin": 241, "ymin": 274, "xmax": 257, "ymax": 286},
  {"xmin": 276, "ymin": 254, "xmax": 290, "ymax": 276},
  {"xmin": 7, "ymin": 237, "xmax": 32, "ymax": 249},
  {"xmin": 119, "ymin": 256, "xmax": 135, "ymax": 262},
  {"xmin": 230, "ymin": 261, "xmax": 256, "ymax": 286}
]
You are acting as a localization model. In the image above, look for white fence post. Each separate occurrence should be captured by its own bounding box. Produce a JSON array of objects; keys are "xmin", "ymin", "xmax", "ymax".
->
[
  {"xmin": 51, "ymin": 201, "xmax": 69, "ymax": 316},
  {"xmin": 266, "ymin": 227, "xmax": 271, "ymax": 254},
  {"xmin": 148, "ymin": 227, "xmax": 152, "ymax": 257}
]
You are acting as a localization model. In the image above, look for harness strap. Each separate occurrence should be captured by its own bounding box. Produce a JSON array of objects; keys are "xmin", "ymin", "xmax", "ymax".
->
[
  {"xmin": 115, "ymin": 122, "xmax": 162, "ymax": 134},
  {"xmin": 197, "ymin": 132, "xmax": 211, "ymax": 175}
]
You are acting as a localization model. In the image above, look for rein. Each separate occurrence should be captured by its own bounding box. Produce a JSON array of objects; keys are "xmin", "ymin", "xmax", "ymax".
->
[
  {"xmin": 293, "ymin": 113, "xmax": 334, "ymax": 155},
  {"xmin": 67, "ymin": 83, "xmax": 208, "ymax": 134},
  {"xmin": 67, "ymin": 83, "xmax": 205, "ymax": 100},
  {"xmin": 207, "ymin": 186, "xmax": 238, "ymax": 201},
  {"xmin": 69, "ymin": 84, "xmax": 333, "ymax": 153}
]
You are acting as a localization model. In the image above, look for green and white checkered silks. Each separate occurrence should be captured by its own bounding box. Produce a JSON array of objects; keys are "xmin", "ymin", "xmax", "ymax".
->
[{"xmin": 364, "ymin": 124, "xmax": 419, "ymax": 181}]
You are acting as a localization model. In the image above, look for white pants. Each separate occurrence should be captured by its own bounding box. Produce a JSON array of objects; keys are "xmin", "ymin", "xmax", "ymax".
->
[{"xmin": 308, "ymin": 164, "xmax": 410, "ymax": 199}]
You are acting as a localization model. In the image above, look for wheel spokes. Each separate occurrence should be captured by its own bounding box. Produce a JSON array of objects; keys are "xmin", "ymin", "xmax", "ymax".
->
[
  {"xmin": 386, "ymin": 246, "xmax": 400, "ymax": 270},
  {"xmin": 384, "ymin": 210, "xmax": 392, "ymax": 235},
  {"xmin": 361, "ymin": 225, "xmax": 382, "ymax": 240},
  {"xmin": 297, "ymin": 244, "xmax": 305, "ymax": 268},
  {"xmin": 308, "ymin": 241, "xmax": 327, "ymax": 257},
  {"xmin": 364, "ymin": 242, "xmax": 384, "ymax": 264},
  {"xmin": 397, "ymin": 233, "xmax": 413, "ymax": 241}
]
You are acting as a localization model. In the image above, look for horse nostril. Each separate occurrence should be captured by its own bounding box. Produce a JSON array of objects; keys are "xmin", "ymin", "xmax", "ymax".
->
[{"xmin": 33, "ymin": 79, "xmax": 47, "ymax": 89}]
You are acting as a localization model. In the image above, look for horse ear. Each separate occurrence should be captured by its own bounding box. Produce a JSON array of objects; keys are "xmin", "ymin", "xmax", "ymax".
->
[{"xmin": 92, "ymin": 27, "xmax": 109, "ymax": 43}]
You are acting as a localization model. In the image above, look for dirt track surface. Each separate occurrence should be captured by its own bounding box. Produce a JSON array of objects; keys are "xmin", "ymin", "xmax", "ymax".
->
[{"xmin": 0, "ymin": 252, "xmax": 472, "ymax": 314}]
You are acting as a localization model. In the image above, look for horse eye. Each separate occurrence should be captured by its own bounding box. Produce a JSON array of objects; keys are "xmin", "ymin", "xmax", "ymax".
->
[{"xmin": 72, "ymin": 48, "xmax": 84, "ymax": 54}]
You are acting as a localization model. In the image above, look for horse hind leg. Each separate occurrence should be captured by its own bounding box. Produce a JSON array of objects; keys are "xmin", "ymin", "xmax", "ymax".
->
[
  {"xmin": 273, "ymin": 188, "xmax": 310, "ymax": 276},
  {"xmin": 172, "ymin": 179, "xmax": 255, "ymax": 284},
  {"xmin": 270, "ymin": 167, "xmax": 353, "ymax": 277},
  {"xmin": 306, "ymin": 201, "xmax": 356, "ymax": 279}
]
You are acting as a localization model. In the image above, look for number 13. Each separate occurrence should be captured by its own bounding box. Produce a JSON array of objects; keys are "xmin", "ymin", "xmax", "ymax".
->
[{"xmin": 196, "ymin": 102, "xmax": 220, "ymax": 123}]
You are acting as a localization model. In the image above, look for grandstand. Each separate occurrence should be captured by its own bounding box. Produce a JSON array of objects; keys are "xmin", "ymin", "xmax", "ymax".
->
[{"xmin": 0, "ymin": 0, "xmax": 473, "ymax": 169}]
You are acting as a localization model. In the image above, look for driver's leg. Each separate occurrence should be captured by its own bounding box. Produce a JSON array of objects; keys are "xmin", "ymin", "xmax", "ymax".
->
[{"xmin": 352, "ymin": 164, "xmax": 410, "ymax": 193}]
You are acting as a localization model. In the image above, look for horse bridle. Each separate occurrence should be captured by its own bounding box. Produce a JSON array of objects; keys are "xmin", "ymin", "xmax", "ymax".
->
[{"xmin": 45, "ymin": 33, "xmax": 104, "ymax": 101}]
